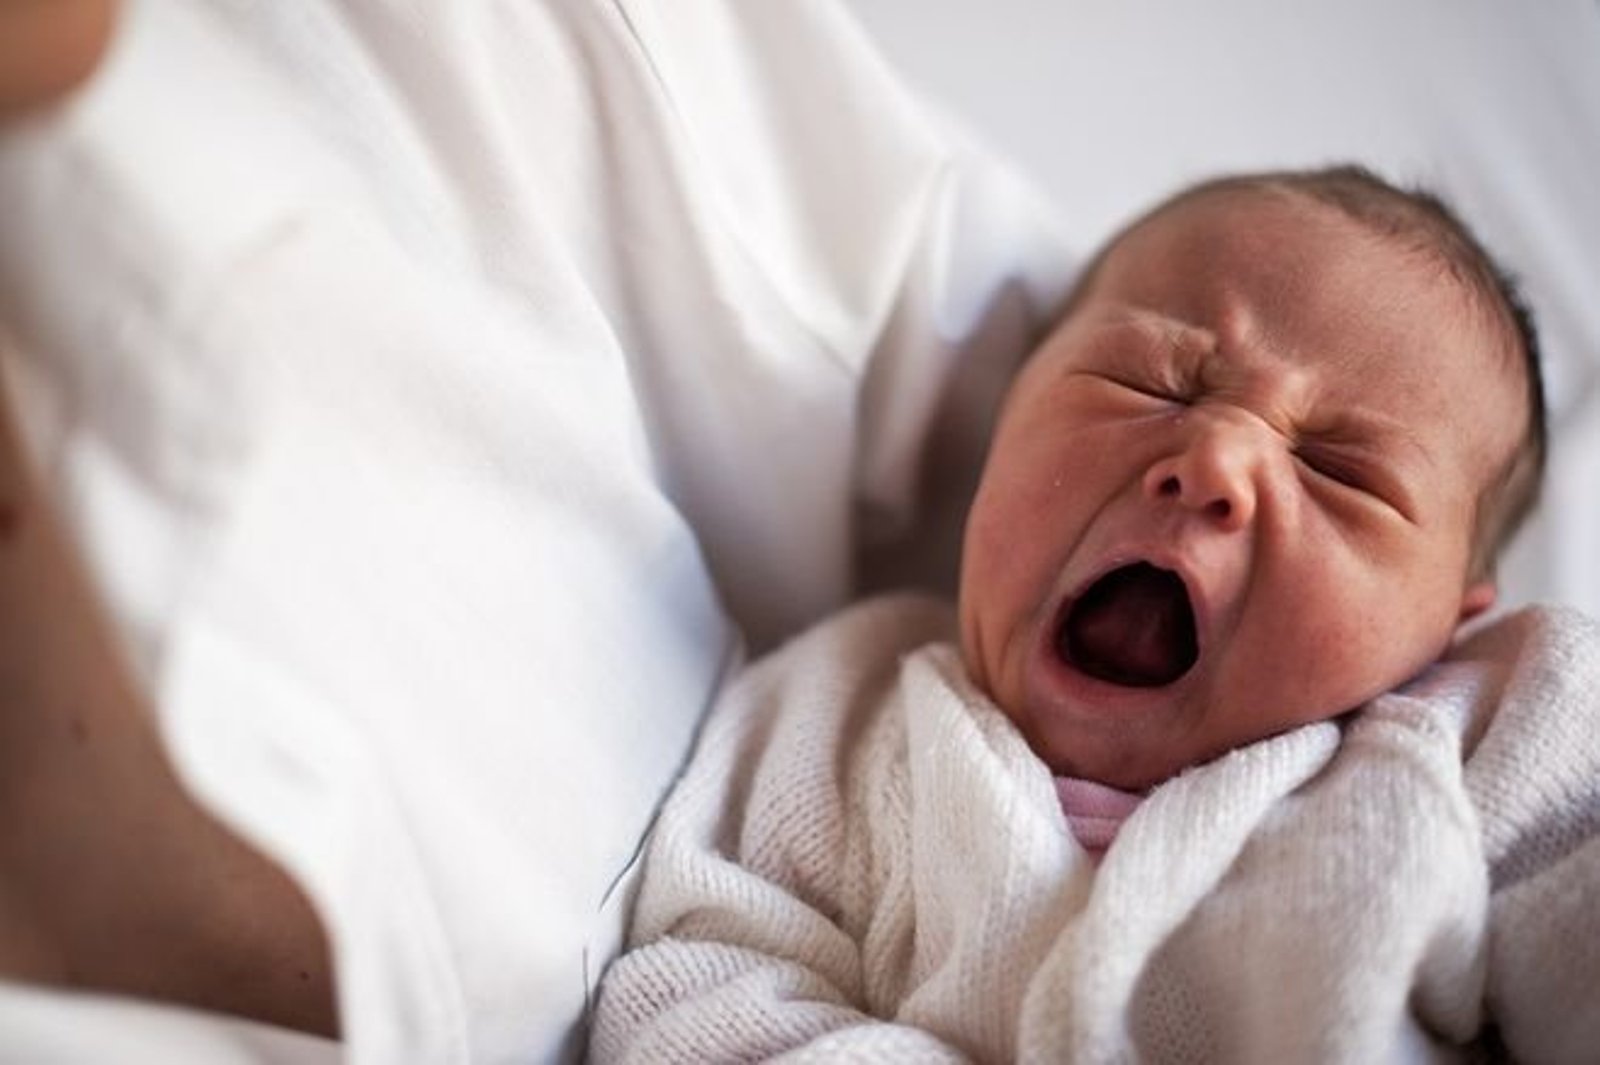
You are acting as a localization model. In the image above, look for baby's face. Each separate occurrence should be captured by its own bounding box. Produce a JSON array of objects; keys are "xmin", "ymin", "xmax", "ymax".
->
[{"xmin": 959, "ymin": 190, "xmax": 1523, "ymax": 790}]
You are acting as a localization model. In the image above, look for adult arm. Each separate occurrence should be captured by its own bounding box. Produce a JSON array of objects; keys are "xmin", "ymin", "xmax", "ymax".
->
[
  {"xmin": 0, "ymin": 366, "xmax": 339, "ymax": 1036},
  {"xmin": 0, "ymin": 0, "xmax": 117, "ymax": 118},
  {"xmin": 0, "ymin": 3, "xmax": 336, "ymax": 1032}
]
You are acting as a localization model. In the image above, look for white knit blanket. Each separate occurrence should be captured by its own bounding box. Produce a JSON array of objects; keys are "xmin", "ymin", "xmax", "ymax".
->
[{"xmin": 591, "ymin": 595, "xmax": 1600, "ymax": 1063}]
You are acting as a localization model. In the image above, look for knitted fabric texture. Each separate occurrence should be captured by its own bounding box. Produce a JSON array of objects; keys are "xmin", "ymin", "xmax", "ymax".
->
[{"xmin": 592, "ymin": 595, "xmax": 1600, "ymax": 1063}]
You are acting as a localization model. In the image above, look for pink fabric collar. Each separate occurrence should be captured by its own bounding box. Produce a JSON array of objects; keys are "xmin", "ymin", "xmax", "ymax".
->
[{"xmin": 1055, "ymin": 777, "xmax": 1146, "ymax": 855}]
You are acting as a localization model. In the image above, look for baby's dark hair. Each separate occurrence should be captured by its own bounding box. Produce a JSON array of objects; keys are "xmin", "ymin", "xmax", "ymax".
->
[{"xmin": 1081, "ymin": 164, "xmax": 1547, "ymax": 579}]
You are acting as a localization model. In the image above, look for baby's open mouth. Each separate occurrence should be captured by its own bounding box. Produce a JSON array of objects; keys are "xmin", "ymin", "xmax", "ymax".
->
[{"xmin": 1057, "ymin": 562, "xmax": 1199, "ymax": 688}]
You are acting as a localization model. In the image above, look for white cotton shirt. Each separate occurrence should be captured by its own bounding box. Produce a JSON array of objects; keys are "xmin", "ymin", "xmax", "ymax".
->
[{"xmin": 0, "ymin": 1, "xmax": 1074, "ymax": 1061}]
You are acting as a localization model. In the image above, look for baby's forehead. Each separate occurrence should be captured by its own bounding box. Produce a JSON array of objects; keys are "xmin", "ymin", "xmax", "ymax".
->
[
  {"xmin": 1063, "ymin": 174, "xmax": 1542, "ymax": 561},
  {"xmin": 1102, "ymin": 186, "xmax": 1372, "ymax": 277},
  {"xmin": 1079, "ymin": 190, "xmax": 1525, "ymax": 457},
  {"xmin": 1087, "ymin": 188, "xmax": 1499, "ymax": 346}
]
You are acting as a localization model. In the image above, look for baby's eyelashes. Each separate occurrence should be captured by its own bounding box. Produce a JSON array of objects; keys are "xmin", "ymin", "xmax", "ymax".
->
[
  {"xmin": 1292, "ymin": 444, "xmax": 1417, "ymax": 523},
  {"xmin": 1117, "ymin": 377, "xmax": 1191, "ymax": 405},
  {"xmin": 1293, "ymin": 446, "xmax": 1371, "ymax": 492},
  {"xmin": 1090, "ymin": 367, "xmax": 1195, "ymax": 407}
]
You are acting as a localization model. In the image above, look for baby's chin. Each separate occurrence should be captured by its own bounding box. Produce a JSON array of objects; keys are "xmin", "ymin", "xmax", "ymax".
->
[
  {"xmin": 976, "ymin": 609, "xmax": 1242, "ymax": 791},
  {"xmin": 1047, "ymin": 744, "xmax": 1188, "ymax": 794},
  {"xmin": 999, "ymin": 700, "xmax": 1192, "ymax": 793},
  {"xmin": 1003, "ymin": 643, "xmax": 1200, "ymax": 792}
]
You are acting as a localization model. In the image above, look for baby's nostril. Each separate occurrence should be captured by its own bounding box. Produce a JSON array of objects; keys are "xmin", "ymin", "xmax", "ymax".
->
[
  {"xmin": 1159, "ymin": 475, "xmax": 1181, "ymax": 497},
  {"xmin": 1208, "ymin": 498, "xmax": 1232, "ymax": 521}
]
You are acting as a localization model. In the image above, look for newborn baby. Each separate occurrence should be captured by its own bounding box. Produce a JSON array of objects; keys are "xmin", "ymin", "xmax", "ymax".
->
[
  {"xmin": 959, "ymin": 163, "xmax": 1537, "ymax": 811},
  {"xmin": 591, "ymin": 166, "xmax": 1588, "ymax": 1063}
]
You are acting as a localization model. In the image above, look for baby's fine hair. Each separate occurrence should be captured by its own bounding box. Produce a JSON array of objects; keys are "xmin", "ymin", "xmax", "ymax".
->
[{"xmin": 1086, "ymin": 164, "xmax": 1547, "ymax": 578}]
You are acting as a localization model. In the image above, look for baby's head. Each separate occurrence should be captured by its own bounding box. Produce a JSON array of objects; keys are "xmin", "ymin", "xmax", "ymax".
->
[{"xmin": 958, "ymin": 165, "xmax": 1545, "ymax": 791}]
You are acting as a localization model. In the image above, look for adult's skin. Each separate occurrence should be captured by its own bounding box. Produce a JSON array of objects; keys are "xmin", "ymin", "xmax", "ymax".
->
[
  {"xmin": 0, "ymin": 0, "xmax": 117, "ymax": 119},
  {"xmin": 0, "ymin": 0, "xmax": 338, "ymax": 1036}
]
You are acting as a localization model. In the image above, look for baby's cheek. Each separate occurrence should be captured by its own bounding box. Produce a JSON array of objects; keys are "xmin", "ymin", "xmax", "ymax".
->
[
  {"xmin": 1320, "ymin": 596, "xmax": 1443, "ymax": 706},
  {"xmin": 1258, "ymin": 579, "xmax": 1395, "ymax": 713},
  {"xmin": 966, "ymin": 470, "xmax": 1057, "ymax": 584},
  {"xmin": 964, "ymin": 517, "xmax": 1035, "ymax": 645},
  {"xmin": 963, "ymin": 494, "xmax": 1057, "ymax": 685}
]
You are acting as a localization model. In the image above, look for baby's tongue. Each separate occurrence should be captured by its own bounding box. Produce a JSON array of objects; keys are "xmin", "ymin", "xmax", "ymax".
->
[{"xmin": 1060, "ymin": 563, "xmax": 1197, "ymax": 687}]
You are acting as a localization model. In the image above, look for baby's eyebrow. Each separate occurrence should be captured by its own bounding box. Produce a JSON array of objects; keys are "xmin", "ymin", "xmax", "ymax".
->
[
  {"xmin": 1108, "ymin": 311, "xmax": 1213, "ymax": 373},
  {"xmin": 1124, "ymin": 309, "xmax": 1210, "ymax": 350}
]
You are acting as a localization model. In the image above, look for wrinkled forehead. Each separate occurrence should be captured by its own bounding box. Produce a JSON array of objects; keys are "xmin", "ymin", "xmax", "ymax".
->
[
  {"xmin": 1078, "ymin": 188, "xmax": 1527, "ymax": 476},
  {"xmin": 1088, "ymin": 191, "xmax": 1475, "ymax": 372},
  {"xmin": 1092, "ymin": 188, "xmax": 1386, "ymax": 312}
]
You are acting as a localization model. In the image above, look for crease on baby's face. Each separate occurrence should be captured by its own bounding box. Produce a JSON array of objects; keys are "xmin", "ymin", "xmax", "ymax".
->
[{"xmin": 1076, "ymin": 191, "xmax": 1523, "ymax": 535}]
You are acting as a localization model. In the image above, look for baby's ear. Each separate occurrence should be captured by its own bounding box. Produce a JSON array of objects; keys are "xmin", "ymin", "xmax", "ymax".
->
[{"xmin": 1459, "ymin": 580, "xmax": 1498, "ymax": 623}]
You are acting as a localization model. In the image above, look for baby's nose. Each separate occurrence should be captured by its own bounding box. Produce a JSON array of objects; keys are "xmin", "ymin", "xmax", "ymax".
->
[{"xmin": 1142, "ymin": 421, "xmax": 1264, "ymax": 531}]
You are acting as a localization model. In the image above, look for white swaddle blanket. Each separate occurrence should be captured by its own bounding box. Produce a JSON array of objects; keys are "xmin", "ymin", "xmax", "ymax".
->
[{"xmin": 593, "ymin": 596, "xmax": 1600, "ymax": 1063}]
